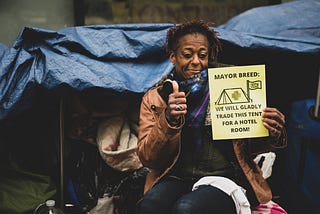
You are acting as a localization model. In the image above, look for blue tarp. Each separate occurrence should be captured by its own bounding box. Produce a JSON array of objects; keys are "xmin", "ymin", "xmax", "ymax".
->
[
  {"xmin": 0, "ymin": 24, "xmax": 175, "ymax": 120},
  {"xmin": 217, "ymin": 0, "xmax": 320, "ymax": 53},
  {"xmin": 0, "ymin": 0, "xmax": 320, "ymax": 121},
  {"xmin": 0, "ymin": 42, "xmax": 7, "ymax": 59},
  {"xmin": 283, "ymin": 99, "xmax": 320, "ymax": 213}
]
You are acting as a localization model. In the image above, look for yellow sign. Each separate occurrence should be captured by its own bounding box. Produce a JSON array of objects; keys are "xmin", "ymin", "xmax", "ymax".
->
[{"xmin": 208, "ymin": 64, "xmax": 268, "ymax": 140}]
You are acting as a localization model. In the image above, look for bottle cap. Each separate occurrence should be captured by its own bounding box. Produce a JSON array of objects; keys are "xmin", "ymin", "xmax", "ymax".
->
[{"xmin": 46, "ymin": 200, "xmax": 55, "ymax": 207}]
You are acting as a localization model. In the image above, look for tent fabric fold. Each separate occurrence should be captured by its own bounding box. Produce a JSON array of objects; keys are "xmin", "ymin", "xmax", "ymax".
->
[{"xmin": 1, "ymin": 0, "xmax": 320, "ymax": 121}]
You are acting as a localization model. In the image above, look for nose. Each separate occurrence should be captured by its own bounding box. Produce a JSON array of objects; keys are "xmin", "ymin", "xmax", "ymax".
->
[{"xmin": 191, "ymin": 55, "xmax": 200, "ymax": 65}]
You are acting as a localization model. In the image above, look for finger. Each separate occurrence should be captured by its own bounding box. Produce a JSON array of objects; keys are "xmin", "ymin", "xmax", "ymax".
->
[
  {"xmin": 262, "ymin": 117, "xmax": 284, "ymax": 128},
  {"xmin": 263, "ymin": 122, "xmax": 281, "ymax": 138},
  {"xmin": 171, "ymin": 80, "xmax": 179, "ymax": 93},
  {"xmin": 263, "ymin": 107, "xmax": 285, "ymax": 119},
  {"xmin": 175, "ymin": 104, "xmax": 184, "ymax": 111},
  {"xmin": 262, "ymin": 108, "xmax": 285, "ymax": 126}
]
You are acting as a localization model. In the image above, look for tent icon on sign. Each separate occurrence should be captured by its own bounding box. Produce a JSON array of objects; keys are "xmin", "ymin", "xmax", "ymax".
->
[{"xmin": 215, "ymin": 80, "xmax": 262, "ymax": 105}]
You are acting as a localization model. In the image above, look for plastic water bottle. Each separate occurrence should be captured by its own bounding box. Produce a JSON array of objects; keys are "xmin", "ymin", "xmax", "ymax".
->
[{"xmin": 34, "ymin": 200, "xmax": 65, "ymax": 214}]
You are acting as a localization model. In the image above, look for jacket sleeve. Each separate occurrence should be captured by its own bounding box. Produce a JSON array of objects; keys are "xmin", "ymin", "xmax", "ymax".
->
[
  {"xmin": 248, "ymin": 129, "xmax": 288, "ymax": 156},
  {"xmin": 136, "ymin": 89, "xmax": 183, "ymax": 170}
]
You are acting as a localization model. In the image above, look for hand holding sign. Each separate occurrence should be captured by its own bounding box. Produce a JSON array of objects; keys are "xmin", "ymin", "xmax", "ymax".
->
[{"xmin": 262, "ymin": 107, "xmax": 285, "ymax": 140}]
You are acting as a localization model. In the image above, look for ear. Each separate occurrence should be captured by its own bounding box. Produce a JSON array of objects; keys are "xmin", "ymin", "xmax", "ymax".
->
[{"xmin": 169, "ymin": 52, "xmax": 176, "ymax": 64}]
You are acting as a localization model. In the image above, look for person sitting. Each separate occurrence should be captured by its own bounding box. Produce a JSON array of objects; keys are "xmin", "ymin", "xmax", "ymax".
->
[{"xmin": 136, "ymin": 19, "xmax": 287, "ymax": 214}]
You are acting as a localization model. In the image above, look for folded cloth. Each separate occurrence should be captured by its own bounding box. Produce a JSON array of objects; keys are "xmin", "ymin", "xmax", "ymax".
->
[
  {"xmin": 192, "ymin": 176, "xmax": 251, "ymax": 214},
  {"xmin": 89, "ymin": 194, "xmax": 114, "ymax": 214}
]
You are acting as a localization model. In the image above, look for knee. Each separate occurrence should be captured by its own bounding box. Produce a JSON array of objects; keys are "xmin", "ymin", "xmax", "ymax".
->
[
  {"xmin": 172, "ymin": 198, "xmax": 198, "ymax": 214},
  {"xmin": 138, "ymin": 195, "xmax": 160, "ymax": 213},
  {"xmin": 138, "ymin": 191, "xmax": 168, "ymax": 214}
]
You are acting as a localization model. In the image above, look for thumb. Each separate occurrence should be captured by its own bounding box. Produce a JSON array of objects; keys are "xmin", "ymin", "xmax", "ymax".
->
[{"xmin": 171, "ymin": 80, "xmax": 179, "ymax": 93}]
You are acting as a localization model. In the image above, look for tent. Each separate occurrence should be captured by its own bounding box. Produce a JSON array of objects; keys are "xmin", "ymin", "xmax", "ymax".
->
[
  {"xmin": 0, "ymin": 0, "xmax": 319, "ymax": 213},
  {"xmin": 1, "ymin": 0, "xmax": 320, "ymax": 121}
]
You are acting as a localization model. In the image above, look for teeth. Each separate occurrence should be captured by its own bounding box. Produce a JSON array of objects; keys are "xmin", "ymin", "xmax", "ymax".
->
[
  {"xmin": 188, "ymin": 73, "xmax": 201, "ymax": 79},
  {"xmin": 194, "ymin": 73, "xmax": 200, "ymax": 78}
]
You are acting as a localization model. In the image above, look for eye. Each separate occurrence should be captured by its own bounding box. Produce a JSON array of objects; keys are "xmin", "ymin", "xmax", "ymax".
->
[
  {"xmin": 183, "ymin": 53, "xmax": 192, "ymax": 59},
  {"xmin": 199, "ymin": 53, "xmax": 208, "ymax": 59}
]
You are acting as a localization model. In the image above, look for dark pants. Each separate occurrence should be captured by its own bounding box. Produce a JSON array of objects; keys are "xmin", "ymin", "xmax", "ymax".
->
[{"xmin": 137, "ymin": 177, "xmax": 237, "ymax": 214}]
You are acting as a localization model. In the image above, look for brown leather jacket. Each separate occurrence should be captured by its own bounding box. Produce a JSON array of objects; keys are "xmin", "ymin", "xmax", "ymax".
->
[{"xmin": 137, "ymin": 86, "xmax": 287, "ymax": 204}]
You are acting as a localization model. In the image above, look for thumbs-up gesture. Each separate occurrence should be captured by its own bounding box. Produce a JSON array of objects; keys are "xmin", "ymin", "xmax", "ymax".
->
[{"xmin": 165, "ymin": 80, "xmax": 187, "ymax": 125}]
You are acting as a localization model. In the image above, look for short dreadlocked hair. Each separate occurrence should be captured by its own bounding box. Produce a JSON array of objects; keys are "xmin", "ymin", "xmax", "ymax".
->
[{"xmin": 166, "ymin": 19, "xmax": 221, "ymax": 62}]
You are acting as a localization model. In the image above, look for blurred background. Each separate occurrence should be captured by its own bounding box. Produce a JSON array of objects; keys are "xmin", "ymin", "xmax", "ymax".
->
[{"xmin": 0, "ymin": 0, "xmax": 293, "ymax": 46}]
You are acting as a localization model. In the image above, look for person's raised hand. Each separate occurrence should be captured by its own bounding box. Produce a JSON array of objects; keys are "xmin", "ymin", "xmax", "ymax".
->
[{"xmin": 165, "ymin": 80, "xmax": 187, "ymax": 124}]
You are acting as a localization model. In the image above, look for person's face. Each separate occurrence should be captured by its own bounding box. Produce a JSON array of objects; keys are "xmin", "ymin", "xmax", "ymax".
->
[{"xmin": 170, "ymin": 33, "xmax": 209, "ymax": 80}]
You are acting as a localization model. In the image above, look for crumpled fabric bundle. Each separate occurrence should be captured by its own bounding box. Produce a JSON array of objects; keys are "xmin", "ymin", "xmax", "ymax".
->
[
  {"xmin": 89, "ymin": 194, "xmax": 114, "ymax": 214},
  {"xmin": 96, "ymin": 115, "xmax": 142, "ymax": 172}
]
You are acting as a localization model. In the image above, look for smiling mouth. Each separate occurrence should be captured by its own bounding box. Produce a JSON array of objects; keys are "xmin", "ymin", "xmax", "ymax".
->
[{"xmin": 189, "ymin": 72, "xmax": 201, "ymax": 79}]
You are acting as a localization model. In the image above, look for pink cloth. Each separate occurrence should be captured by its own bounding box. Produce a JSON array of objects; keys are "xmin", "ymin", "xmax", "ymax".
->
[{"xmin": 252, "ymin": 200, "xmax": 287, "ymax": 214}]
